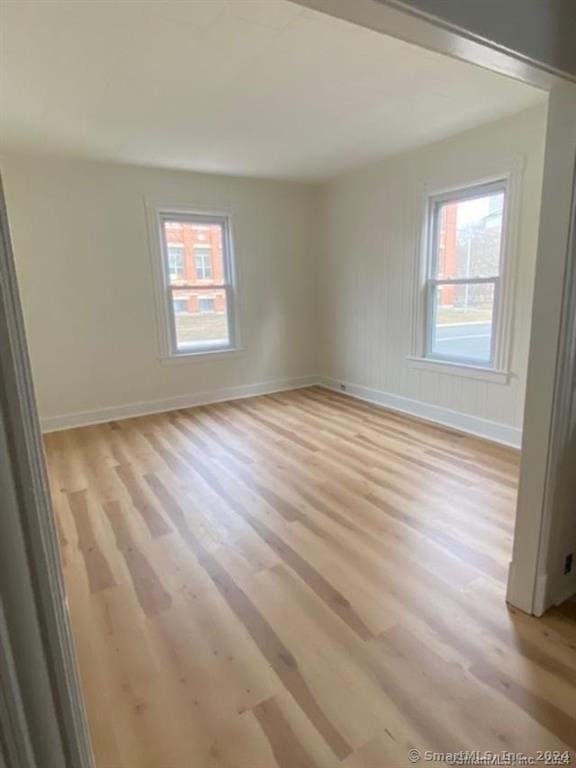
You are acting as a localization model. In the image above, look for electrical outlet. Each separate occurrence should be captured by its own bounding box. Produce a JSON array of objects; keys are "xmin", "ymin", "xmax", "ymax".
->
[{"xmin": 564, "ymin": 553, "xmax": 573, "ymax": 575}]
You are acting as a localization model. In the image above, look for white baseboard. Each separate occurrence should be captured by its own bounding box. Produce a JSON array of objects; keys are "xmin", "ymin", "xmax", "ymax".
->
[
  {"xmin": 532, "ymin": 570, "xmax": 576, "ymax": 616},
  {"xmin": 552, "ymin": 573, "xmax": 576, "ymax": 608},
  {"xmin": 40, "ymin": 376, "xmax": 317, "ymax": 433},
  {"xmin": 319, "ymin": 377, "xmax": 522, "ymax": 449},
  {"xmin": 40, "ymin": 374, "xmax": 523, "ymax": 449}
]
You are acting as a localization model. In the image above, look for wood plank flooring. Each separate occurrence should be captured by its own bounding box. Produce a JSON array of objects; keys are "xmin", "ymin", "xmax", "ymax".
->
[{"xmin": 44, "ymin": 386, "xmax": 576, "ymax": 768}]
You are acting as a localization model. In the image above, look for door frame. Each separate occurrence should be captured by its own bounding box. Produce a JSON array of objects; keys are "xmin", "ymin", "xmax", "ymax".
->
[
  {"xmin": 511, "ymin": 96, "xmax": 576, "ymax": 615},
  {"xmin": 294, "ymin": 0, "xmax": 576, "ymax": 616},
  {"xmin": 1, "ymin": 1, "xmax": 575, "ymax": 764},
  {"xmin": 0, "ymin": 174, "xmax": 94, "ymax": 767}
]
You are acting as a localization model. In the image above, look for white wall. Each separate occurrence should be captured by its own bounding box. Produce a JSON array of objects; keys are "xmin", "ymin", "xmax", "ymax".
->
[
  {"xmin": 1, "ymin": 107, "xmax": 546, "ymax": 444},
  {"xmin": 1, "ymin": 157, "xmax": 320, "ymax": 427},
  {"xmin": 318, "ymin": 106, "xmax": 547, "ymax": 446}
]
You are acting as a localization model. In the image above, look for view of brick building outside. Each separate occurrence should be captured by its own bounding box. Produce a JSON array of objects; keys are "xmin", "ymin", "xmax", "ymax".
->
[
  {"xmin": 436, "ymin": 194, "xmax": 503, "ymax": 318},
  {"xmin": 164, "ymin": 221, "xmax": 225, "ymax": 312},
  {"xmin": 429, "ymin": 192, "xmax": 504, "ymax": 361},
  {"xmin": 163, "ymin": 220, "xmax": 229, "ymax": 348},
  {"xmin": 162, "ymin": 198, "xmax": 501, "ymax": 353}
]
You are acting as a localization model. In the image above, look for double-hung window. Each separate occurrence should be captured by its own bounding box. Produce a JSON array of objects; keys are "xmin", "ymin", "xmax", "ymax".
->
[
  {"xmin": 424, "ymin": 180, "xmax": 507, "ymax": 369},
  {"xmin": 156, "ymin": 211, "xmax": 237, "ymax": 356}
]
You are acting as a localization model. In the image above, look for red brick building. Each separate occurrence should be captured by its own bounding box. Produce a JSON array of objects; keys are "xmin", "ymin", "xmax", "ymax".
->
[{"xmin": 164, "ymin": 221, "xmax": 226, "ymax": 314}]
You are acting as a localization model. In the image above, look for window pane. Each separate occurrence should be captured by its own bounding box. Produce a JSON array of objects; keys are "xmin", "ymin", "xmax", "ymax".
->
[
  {"xmin": 430, "ymin": 283, "xmax": 495, "ymax": 364},
  {"xmin": 163, "ymin": 221, "xmax": 224, "ymax": 287},
  {"xmin": 171, "ymin": 288, "xmax": 229, "ymax": 351},
  {"xmin": 435, "ymin": 190, "xmax": 504, "ymax": 279}
]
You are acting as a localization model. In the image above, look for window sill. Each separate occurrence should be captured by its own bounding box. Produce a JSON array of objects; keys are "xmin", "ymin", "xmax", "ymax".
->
[
  {"xmin": 159, "ymin": 347, "xmax": 245, "ymax": 366},
  {"xmin": 407, "ymin": 356, "xmax": 510, "ymax": 384}
]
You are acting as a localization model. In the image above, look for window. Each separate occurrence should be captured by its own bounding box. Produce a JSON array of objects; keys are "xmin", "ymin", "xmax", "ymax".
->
[
  {"xmin": 156, "ymin": 211, "xmax": 237, "ymax": 356},
  {"xmin": 195, "ymin": 246, "xmax": 212, "ymax": 280},
  {"xmin": 424, "ymin": 181, "xmax": 507, "ymax": 368},
  {"xmin": 198, "ymin": 296, "xmax": 215, "ymax": 313},
  {"xmin": 173, "ymin": 298, "xmax": 189, "ymax": 314},
  {"xmin": 167, "ymin": 244, "xmax": 185, "ymax": 282}
]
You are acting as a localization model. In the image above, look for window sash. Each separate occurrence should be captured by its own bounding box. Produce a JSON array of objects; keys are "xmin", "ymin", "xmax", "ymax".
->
[
  {"xmin": 159, "ymin": 213, "xmax": 236, "ymax": 356},
  {"xmin": 429, "ymin": 179, "xmax": 506, "ymax": 282},
  {"xmin": 168, "ymin": 285, "xmax": 234, "ymax": 353},
  {"xmin": 425, "ymin": 276, "xmax": 500, "ymax": 367}
]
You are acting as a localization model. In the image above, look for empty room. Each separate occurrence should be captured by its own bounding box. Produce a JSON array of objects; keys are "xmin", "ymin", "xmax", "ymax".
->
[{"xmin": 1, "ymin": 1, "xmax": 576, "ymax": 767}]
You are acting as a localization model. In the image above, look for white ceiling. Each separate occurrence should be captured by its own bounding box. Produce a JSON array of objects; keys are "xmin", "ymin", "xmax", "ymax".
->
[{"xmin": 0, "ymin": 0, "xmax": 546, "ymax": 181}]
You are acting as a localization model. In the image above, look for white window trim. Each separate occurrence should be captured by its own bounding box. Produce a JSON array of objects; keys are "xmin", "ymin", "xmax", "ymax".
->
[
  {"xmin": 145, "ymin": 203, "xmax": 242, "ymax": 363},
  {"xmin": 409, "ymin": 160, "xmax": 524, "ymax": 385}
]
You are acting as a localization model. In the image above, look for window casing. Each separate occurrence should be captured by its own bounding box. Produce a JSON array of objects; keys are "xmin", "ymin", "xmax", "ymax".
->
[
  {"xmin": 423, "ymin": 180, "xmax": 508, "ymax": 370},
  {"xmin": 154, "ymin": 210, "xmax": 237, "ymax": 357}
]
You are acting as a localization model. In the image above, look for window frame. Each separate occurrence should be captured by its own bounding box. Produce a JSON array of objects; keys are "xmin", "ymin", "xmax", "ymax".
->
[
  {"xmin": 424, "ymin": 179, "xmax": 506, "ymax": 369},
  {"xmin": 148, "ymin": 205, "xmax": 240, "ymax": 361},
  {"xmin": 409, "ymin": 165, "xmax": 523, "ymax": 384}
]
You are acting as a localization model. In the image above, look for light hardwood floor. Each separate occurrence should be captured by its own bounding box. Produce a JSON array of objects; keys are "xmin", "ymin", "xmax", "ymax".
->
[{"xmin": 44, "ymin": 387, "xmax": 576, "ymax": 768}]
